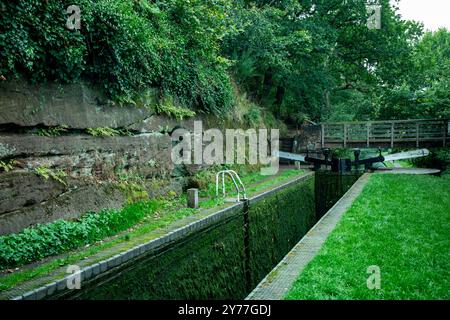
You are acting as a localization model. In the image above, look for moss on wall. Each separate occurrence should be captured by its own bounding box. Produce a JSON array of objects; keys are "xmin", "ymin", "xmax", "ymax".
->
[
  {"xmin": 247, "ymin": 177, "xmax": 315, "ymax": 287},
  {"xmin": 315, "ymin": 172, "xmax": 361, "ymax": 219},
  {"xmin": 117, "ymin": 182, "xmax": 149, "ymax": 204},
  {"xmin": 65, "ymin": 208, "xmax": 246, "ymax": 300}
]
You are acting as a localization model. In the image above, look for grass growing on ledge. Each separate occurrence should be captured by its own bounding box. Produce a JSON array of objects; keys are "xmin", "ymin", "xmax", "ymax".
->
[
  {"xmin": 0, "ymin": 203, "xmax": 197, "ymax": 293},
  {"xmin": 0, "ymin": 201, "xmax": 161, "ymax": 270},
  {"xmin": 0, "ymin": 168, "xmax": 304, "ymax": 293},
  {"xmin": 285, "ymin": 174, "xmax": 450, "ymax": 300}
]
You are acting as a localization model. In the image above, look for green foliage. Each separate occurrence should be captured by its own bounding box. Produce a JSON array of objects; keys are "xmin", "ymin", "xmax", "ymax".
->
[
  {"xmin": 0, "ymin": 200, "xmax": 160, "ymax": 269},
  {"xmin": 347, "ymin": 29, "xmax": 450, "ymax": 121},
  {"xmin": 155, "ymin": 97, "xmax": 196, "ymax": 120},
  {"xmin": 0, "ymin": 160, "xmax": 16, "ymax": 173},
  {"xmin": 0, "ymin": 0, "xmax": 86, "ymax": 83},
  {"xmin": 118, "ymin": 182, "xmax": 149, "ymax": 204},
  {"xmin": 33, "ymin": 167, "xmax": 67, "ymax": 186},
  {"xmin": 115, "ymin": 172, "xmax": 151, "ymax": 204},
  {"xmin": 86, "ymin": 127, "xmax": 121, "ymax": 137},
  {"xmin": 411, "ymin": 148, "xmax": 450, "ymax": 172},
  {"xmin": 36, "ymin": 125, "xmax": 68, "ymax": 137},
  {"xmin": 380, "ymin": 29, "xmax": 450, "ymax": 119},
  {"xmin": 0, "ymin": 0, "xmax": 234, "ymax": 114},
  {"xmin": 223, "ymin": 0, "xmax": 423, "ymax": 122},
  {"xmin": 243, "ymin": 106, "xmax": 262, "ymax": 127},
  {"xmin": 2, "ymin": 0, "xmax": 445, "ymax": 121},
  {"xmin": 286, "ymin": 174, "xmax": 450, "ymax": 300}
]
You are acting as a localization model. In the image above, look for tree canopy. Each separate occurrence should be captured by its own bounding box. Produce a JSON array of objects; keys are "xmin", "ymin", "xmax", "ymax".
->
[{"xmin": 0, "ymin": 0, "xmax": 448, "ymax": 122}]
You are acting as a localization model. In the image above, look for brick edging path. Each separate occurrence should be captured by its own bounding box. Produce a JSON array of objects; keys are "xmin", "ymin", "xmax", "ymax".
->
[{"xmin": 246, "ymin": 173, "xmax": 371, "ymax": 300}]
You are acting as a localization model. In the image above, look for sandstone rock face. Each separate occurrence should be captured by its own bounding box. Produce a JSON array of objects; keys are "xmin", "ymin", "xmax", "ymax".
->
[
  {"xmin": 0, "ymin": 183, "xmax": 127, "ymax": 235},
  {"xmin": 0, "ymin": 81, "xmax": 155, "ymax": 130},
  {"xmin": 127, "ymin": 115, "xmax": 224, "ymax": 134},
  {"xmin": 0, "ymin": 81, "xmax": 196, "ymax": 235},
  {"xmin": 0, "ymin": 133, "xmax": 173, "ymax": 178},
  {"xmin": 0, "ymin": 133, "xmax": 177, "ymax": 234},
  {"xmin": 0, "ymin": 172, "xmax": 66, "ymax": 215}
]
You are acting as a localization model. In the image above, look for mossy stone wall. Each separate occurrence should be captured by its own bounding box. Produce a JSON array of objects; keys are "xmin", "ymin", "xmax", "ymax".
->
[
  {"xmin": 57, "ymin": 176, "xmax": 315, "ymax": 300},
  {"xmin": 315, "ymin": 171, "xmax": 362, "ymax": 219},
  {"xmin": 248, "ymin": 178, "xmax": 316, "ymax": 287}
]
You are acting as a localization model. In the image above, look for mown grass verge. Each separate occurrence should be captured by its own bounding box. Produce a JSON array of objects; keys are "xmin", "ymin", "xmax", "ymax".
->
[
  {"xmin": 0, "ymin": 169, "xmax": 304, "ymax": 293},
  {"xmin": 285, "ymin": 174, "xmax": 450, "ymax": 300}
]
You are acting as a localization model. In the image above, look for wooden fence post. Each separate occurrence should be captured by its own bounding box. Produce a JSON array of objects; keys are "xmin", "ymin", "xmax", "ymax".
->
[
  {"xmin": 391, "ymin": 122, "xmax": 395, "ymax": 149},
  {"xmin": 366, "ymin": 123, "xmax": 370, "ymax": 148},
  {"xmin": 321, "ymin": 124, "xmax": 325, "ymax": 149},
  {"xmin": 444, "ymin": 120, "xmax": 448, "ymax": 147},
  {"xmin": 343, "ymin": 124, "xmax": 348, "ymax": 148},
  {"xmin": 416, "ymin": 123, "xmax": 420, "ymax": 148}
]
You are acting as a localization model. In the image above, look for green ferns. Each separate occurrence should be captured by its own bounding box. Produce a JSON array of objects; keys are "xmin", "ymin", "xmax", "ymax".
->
[
  {"xmin": 36, "ymin": 125, "xmax": 68, "ymax": 137},
  {"xmin": 0, "ymin": 160, "xmax": 16, "ymax": 172},
  {"xmin": 33, "ymin": 167, "xmax": 68, "ymax": 186},
  {"xmin": 155, "ymin": 97, "xmax": 196, "ymax": 120},
  {"xmin": 86, "ymin": 127, "xmax": 121, "ymax": 137}
]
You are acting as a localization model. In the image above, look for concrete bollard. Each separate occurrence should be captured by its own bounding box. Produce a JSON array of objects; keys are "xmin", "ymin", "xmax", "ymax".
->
[
  {"xmin": 187, "ymin": 188, "xmax": 199, "ymax": 209},
  {"xmin": 295, "ymin": 161, "xmax": 301, "ymax": 170}
]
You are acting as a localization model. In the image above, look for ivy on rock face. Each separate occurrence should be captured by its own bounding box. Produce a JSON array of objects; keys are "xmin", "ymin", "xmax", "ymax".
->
[{"xmin": 0, "ymin": 0, "xmax": 234, "ymax": 115}]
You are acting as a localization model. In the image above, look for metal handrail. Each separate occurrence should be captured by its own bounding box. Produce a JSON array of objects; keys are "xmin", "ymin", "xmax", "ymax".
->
[{"xmin": 215, "ymin": 170, "xmax": 247, "ymax": 202}]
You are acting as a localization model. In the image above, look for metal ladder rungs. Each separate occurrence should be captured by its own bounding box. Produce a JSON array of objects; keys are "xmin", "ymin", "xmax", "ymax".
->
[{"xmin": 215, "ymin": 170, "xmax": 247, "ymax": 203}]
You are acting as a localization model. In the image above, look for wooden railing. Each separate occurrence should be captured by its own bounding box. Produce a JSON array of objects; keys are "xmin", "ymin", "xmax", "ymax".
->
[{"xmin": 321, "ymin": 119, "xmax": 449, "ymax": 148}]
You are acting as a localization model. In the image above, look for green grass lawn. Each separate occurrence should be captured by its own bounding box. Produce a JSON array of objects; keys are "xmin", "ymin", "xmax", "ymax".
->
[{"xmin": 285, "ymin": 174, "xmax": 450, "ymax": 300}]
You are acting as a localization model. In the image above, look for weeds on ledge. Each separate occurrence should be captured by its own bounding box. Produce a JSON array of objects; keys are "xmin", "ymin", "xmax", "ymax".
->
[{"xmin": 33, "ymin": 167, "xmax": 67, "ymax": 186}]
